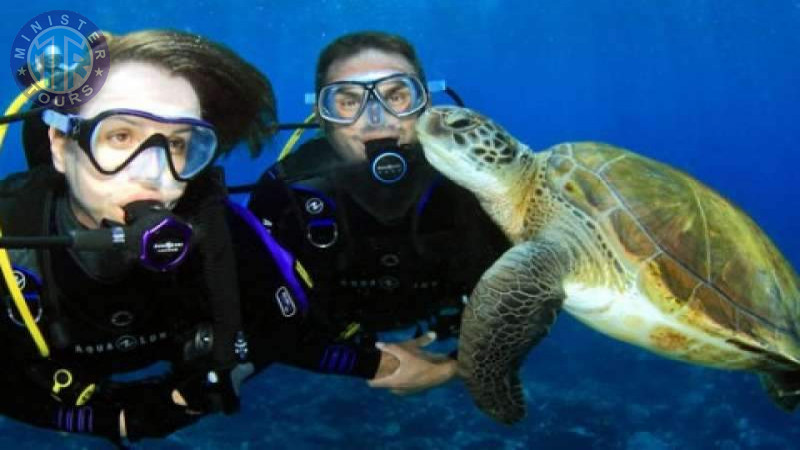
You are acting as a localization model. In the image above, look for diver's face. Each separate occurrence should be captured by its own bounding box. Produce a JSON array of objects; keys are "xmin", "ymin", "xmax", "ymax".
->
[
  {"xmin": 321, "ymin": 49, "xmax": 421, "ymax": 163},
  {"xmin": 49, "ymin": 61, "xmax": 200, "ymax": 229}
]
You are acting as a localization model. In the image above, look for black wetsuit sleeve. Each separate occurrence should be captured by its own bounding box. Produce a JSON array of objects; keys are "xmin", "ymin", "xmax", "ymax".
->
[
  {"xmin": 0, "ymin": 359, "xmax": 201, "ymax": 440},
  {"xmin": 0, "ymin": 285, "xmax": 119, "ymax": 437},
  {"xmin": 229, "ymin": 203, "xmax": 382, "ymax": 379},
  {"xmin": 247, "ymin": 317, "xmax": 382, "ymax": 379},
  {"xmin": 0, "ymin": 320, "xmax": 199, "ymax": 440},
  {"xmin": 0, "ymin": 371, "xmax": 119, "ymax": 437},
  {"xmin": 104, "ymin": 376, "xmax": 202, "ymax": 440}
]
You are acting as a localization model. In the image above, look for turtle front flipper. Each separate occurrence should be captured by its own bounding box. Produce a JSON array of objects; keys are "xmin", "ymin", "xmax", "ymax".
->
[{"xmin": 458, "ymin": 240, "xmax": 567, "ymax": 424}]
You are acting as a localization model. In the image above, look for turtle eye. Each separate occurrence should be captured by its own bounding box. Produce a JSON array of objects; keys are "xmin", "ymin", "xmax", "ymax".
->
[
  {"xmin": 443, "ymin": 110, "xmax": 476, "ymax": 130},
  {"xmin": 448, "ymin": 118, "xmax": 472, "ymax": 129}
]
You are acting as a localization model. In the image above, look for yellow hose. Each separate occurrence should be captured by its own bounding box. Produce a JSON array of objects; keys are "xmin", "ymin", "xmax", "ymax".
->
[
  {"xmin": 277, "ymin": 112, "xmax": 316, "ymax": 161},
  {"xmin": 0, "ymin": 227, "xmax": 50, "ymax": 357},
  {"xmin": 0, "ymin": 79, "xmax": 51, "ymax": 357}
]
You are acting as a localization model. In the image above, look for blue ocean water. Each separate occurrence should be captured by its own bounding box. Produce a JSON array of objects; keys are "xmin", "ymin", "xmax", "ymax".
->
[{"xmin": 0, "ymin": 1, "xmax": 798, "ymax": 448}]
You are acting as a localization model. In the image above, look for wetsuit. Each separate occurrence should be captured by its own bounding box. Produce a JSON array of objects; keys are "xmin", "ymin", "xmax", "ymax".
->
[
  {"xmin": 0, "ymin": 165, "xmax": 381, "ymax": 441},
  {"xmin": 248, "ymin": 137, "xmax": 510, "ymax": 343}
]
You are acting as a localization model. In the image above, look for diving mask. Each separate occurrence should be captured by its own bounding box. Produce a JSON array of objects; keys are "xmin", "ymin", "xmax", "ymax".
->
[
  {"xmin": 317, "ymin": 73, "xmax": 428, "ymax": 125},
  {"xmin": 43, "ymin": 108, "xmax": 218, "ymax": 181}
]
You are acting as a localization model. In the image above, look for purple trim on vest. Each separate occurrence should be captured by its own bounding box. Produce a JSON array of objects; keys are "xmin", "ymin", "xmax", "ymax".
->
[
  {"xmin": 416, "ymin": 176, "xmax": 443, "ymax": 216},
  {"xmin": 308, "ymin": 217, "xmax": 335, "ymax": 227},
  {"xmin": 85, "ymin": 407, "xmax": 94, "ymax": 433},
  {"xmin": 227, "ymin": 200, "xmax": 309, "ymax": 315},
  {"xmin": 55, "ymin": 406, "xmax": 93, "ymax": 433},
  {"xmin": 319, "ymin": 344, "xmax": 356, "ymax": 374}
]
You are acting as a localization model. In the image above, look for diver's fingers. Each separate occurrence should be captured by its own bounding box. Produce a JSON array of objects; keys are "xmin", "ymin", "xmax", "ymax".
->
[
  {"xmin": 171, "ymin": 389, "xmax": 187, "ymax": 406},
  {"xmin": 367, "ymin": 345, "xmax": 409, "ymax": 388},
  {"xmin": 367, "ymin": 370, "xmax": 402, "ymax": 388},
  {"xmin": 375, "ymin": 341, "xmax": 410, "ymax": 363},
  {"xmin": 171, "ymin": 389, "xmax": 203, "ymax": 415},
  {"xmin": 414, "ymin": 331, "xmax": 437, "ymax": 348},
  {"xmin": 375, "ymin": 331, "xmax": 437, "ymax": 360}
]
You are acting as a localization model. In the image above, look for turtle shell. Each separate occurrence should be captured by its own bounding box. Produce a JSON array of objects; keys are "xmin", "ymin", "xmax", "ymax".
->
[{"xmin": 544, "ymin": 142, "xmax": 800, "ymax": 361}]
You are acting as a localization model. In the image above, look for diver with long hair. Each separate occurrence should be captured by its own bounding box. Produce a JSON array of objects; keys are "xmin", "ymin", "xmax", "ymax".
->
[{"xmin": 0, "ymin": 29, "xmax": 398, "ymax": 445}]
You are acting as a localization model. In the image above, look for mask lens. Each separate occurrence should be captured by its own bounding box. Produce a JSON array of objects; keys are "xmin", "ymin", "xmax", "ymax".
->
[
  {"xmin": 375, "ymin": 75, "xmax": 426, "ymax": 117},
  {"xmin": 318, "ymin": 84, "xmax": 367, "ymax": 124},
  {"xmin": 91, "ymin": 115, "xmax": 149, "ymax": 170},
  {"xmin": 89, "ymin": 112, "xmax": 217, "ymax": 180},
  {"xmin": 317, "ymin": 74, "xmax": 427, "ymax": 124},
  {"xmin": 178, "ymin": 125, "xmax": 217, "ymax": 178}
]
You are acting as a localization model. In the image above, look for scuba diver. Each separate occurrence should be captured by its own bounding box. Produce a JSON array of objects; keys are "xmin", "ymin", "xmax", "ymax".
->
[
  {"xmin": 248, "ymin": 31, "xmax": 511, "ymax": 393},
  {"xmin": 0, "ymin": 30, "xmax": 401, "ymax": 445}
]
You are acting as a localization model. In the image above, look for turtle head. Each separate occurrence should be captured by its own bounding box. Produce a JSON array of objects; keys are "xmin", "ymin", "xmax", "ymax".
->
[{"xmin": 415, "ymin": 106, "xmax": 526, "ymax": 200}]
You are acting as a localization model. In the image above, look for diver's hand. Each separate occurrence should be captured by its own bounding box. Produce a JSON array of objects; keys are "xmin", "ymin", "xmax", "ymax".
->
[
  {"xmin": 118, "ymin": 387, "xmax": 203, "ymax": 440},
  {"xmin": 367, "ymin": 332, "xmax": 458, "ymax": 395},
  {"xmin": 373, "ymin": 348, "xmax": 401, "ymax": 379},
  {"xmin": 171, "ymin": 389, "xmax": 203, "ymax": 412}
]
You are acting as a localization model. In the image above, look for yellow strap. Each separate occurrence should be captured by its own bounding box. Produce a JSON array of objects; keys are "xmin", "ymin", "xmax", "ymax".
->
[
  {"xmin": 277, "ymin": 112, "xmax": 316, "ymax": 161},
  {"xmin": 339, "ymin": 322, "xmax": 361, "ymax": 340},
  {"xmin": 75, "ymin": 383, "xmax": 97, "ymax": 406},
  {"xmin": 294, "ymin": 260, "xmax": 313, "ymax": 289},
  {"xmin": 0, "ymin": 226, "xmax": 50, "ymax": 357}
]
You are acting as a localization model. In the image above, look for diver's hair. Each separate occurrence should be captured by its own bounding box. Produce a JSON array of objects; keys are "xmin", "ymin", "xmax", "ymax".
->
[
  {"xmin": 315, "ymin": 31, "xmax": 426, "ymax": 94},
  {"xmin": 106, "ymin": 30, "xmax": 276, "ymax": 157}
]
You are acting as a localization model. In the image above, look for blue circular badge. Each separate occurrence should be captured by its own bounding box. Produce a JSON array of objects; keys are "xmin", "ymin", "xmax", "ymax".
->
[
  {"xmin": 9, "ymin": 10, "xmax": 109, "ymax": 108},
  {"xmin": 3, "ymin": 266, "xmax": 43, "ymax": 327}
]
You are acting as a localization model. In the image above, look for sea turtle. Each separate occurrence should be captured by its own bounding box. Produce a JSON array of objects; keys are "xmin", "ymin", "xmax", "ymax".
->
[{"xmin": 415, "ymin": 106, "xmax": 800, "ymax": 424}]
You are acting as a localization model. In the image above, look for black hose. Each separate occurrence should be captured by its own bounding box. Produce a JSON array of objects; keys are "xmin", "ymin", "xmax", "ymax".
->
[
  {"xmin": 0, "ymin": 235, "xmax": 72, "ymax": 248},
  {"xmin": 444, "ymin": 87, "xmax": 465, "ymax": 107},
  {"xmin": 0, "ymin": 107, "xmax": 46, "ymax": 125},
  {"xmin": 272, "ymin": 122, "xmax": 319, "ymax": 131}
]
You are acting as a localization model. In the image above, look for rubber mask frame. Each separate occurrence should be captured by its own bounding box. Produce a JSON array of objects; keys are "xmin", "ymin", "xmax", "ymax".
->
[
  {"xmin": 43, "ymin": 108, "xmax": 218, "ymax": 182},
  {"xmin": 317, "ymin": 73, "xmax": 428, "ymax": 125}
]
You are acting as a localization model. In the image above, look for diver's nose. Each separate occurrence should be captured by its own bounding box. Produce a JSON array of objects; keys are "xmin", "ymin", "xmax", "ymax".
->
[
  {"xmin": 126, "ymin": 147, "xmax": 168, "ymax": 182},
  {"xmin": 366, "ymin": 99, "xmax": 386, "ymax": 126}
]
